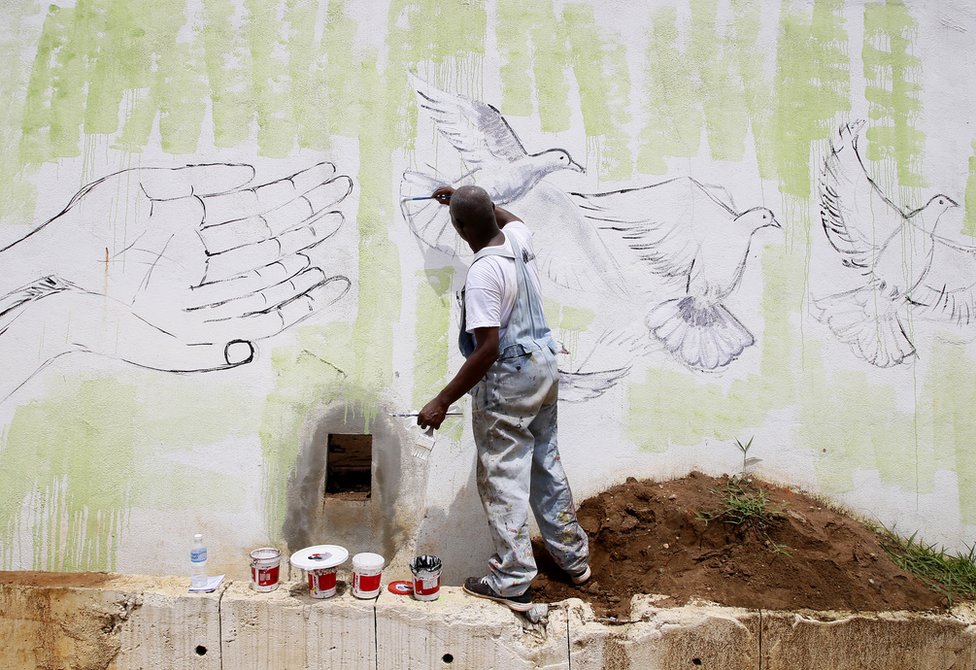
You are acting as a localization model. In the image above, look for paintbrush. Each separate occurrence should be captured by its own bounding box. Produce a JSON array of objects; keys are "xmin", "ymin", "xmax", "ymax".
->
[
  {"xmin": 402, "ymin": 195, "xmax": 451, "ymax": 202},
  {"xmin": 413, "ymin": 426, "xmax": 436, "ymax": 460},
  {"xmin": 391, "ymin": 410, "xmax": 463, "ymax": 417}
]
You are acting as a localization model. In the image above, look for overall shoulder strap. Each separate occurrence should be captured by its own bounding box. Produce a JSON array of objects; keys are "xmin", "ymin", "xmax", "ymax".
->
[{"xmin": 471, "ymin": 242, "xmax": 515, "ymax": 264}]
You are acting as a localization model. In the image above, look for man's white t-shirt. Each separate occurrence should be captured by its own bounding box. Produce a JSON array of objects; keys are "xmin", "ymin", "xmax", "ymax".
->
[{"xmin": 464, "ymin": 221, "xmax": 544, "ymax": 339}]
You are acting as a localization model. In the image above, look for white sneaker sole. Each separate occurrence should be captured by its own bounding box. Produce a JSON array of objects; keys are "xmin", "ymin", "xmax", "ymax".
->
[
  {"xmin": 570, "ymin": 565, "xmax": 592, "ymax": 585},
  {"xmin": 462, "ymin": 583, "xmax": 535, "ymax": 612}
]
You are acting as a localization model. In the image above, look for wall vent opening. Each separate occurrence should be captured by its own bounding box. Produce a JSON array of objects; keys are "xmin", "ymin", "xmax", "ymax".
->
[{"xmin": 324, "ymin": 434, "xmax": 372, "ymax": 500}]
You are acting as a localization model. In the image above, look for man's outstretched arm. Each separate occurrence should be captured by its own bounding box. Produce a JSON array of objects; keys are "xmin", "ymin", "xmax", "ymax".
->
[{"xmin": 417, "ymin": 326, "xmax": 499, "ymax": 429}]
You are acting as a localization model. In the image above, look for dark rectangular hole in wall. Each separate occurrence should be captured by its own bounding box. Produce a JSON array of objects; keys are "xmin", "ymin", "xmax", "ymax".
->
[{"xmin": 325, "ymin": 434, "xmax": 372, "ymax": 500}]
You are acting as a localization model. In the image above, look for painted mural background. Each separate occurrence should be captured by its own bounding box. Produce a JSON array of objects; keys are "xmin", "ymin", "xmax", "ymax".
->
[{"xmin": 1, "ymin": 0, "xmax": 974, "ymax": 579}]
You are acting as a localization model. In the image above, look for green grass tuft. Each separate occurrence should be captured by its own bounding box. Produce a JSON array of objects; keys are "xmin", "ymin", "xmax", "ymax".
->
[
  {"xmin": 697, "ymin": 478, "xmax": 790, "ymax": 555},
  {"xmin": 877, "ymin": 528, "xmax": 976, "ymax": 605}
]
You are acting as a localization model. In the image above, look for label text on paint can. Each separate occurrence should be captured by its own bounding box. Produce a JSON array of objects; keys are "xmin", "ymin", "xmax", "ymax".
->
[
  {"xmin": 308, "ymin": 568, "xmax": 337, "ymax": 598},
  {"xmin": 414, "ymin": 574, "xmax": 440, "ymax": 596},
  {"xmin": 354, "ymin": 572, "xmax": 381, "ymax": 593},
  {"xmin": 253, "ymin": 564, "xmax": 279, "ymax": 587}
]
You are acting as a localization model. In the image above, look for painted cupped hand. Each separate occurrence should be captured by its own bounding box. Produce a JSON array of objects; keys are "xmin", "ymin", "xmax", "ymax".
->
[{"xmin": 0, "ymin": 162, "xmax": 354, "ymax": 399}]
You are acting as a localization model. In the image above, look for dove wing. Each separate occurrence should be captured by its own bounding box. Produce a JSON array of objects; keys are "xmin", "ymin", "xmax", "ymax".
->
[
  {"xmin": 574, "ymin": 178, "xmax": 733, "ymax": 281},
  {"xmin": 820, "ymin": 141, "xmax": 906, "ymax": 269},
  {"xmin": 410, "ymin": 73, "xmax": 527, "ymax": 169},
  {"xmin": 558, "ymin": 366, "xmax": 632, "ymax": 403},
  {"xmin": 908, "ymin": 238, "xmax": 976, "ymax": 326}
]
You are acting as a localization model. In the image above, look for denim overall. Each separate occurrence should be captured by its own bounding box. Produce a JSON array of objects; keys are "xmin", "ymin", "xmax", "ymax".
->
[{"xmin": 459, "ymin": 234, "xmax": 589, "ymax": 597}]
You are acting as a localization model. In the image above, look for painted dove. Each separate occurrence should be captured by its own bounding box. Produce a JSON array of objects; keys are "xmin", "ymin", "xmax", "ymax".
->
[
  {"xmin": 574, "ymin": 178, "xmax": 780, "ymax": 370},
  {"xmin": 816, "ymin": 119, "xmax": 964, "ymax": 367},
  {"xmin": 400, "ymin": 72, "xmax": 583, "ymax": 256}
]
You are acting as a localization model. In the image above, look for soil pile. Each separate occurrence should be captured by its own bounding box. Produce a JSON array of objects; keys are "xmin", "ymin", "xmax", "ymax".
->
[{"xmin": 532, "ymin": 472, "xmax": 947, "ymax": 618}]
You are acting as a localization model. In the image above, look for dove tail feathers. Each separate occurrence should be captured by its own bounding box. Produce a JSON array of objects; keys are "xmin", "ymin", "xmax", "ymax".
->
[
  {"xmin": 399, "ymin": 170, "xmax": 459, "ymax": 256},
  {"xmin": 646, "ymin": 297, "xmax": 755, "ymax": 370},
  {"xmin": 814, "ymin": 285, "xmax": 915, "ymax": 368}
]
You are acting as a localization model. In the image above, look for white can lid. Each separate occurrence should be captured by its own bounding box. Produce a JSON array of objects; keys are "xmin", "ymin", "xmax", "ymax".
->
[
  {"xmin": 352, "ymin": 552, "xmax": 385, "ymax": 571},
  {"xmin": 290, "ymin": 544, "xmax": 349, "ymax": 570}
]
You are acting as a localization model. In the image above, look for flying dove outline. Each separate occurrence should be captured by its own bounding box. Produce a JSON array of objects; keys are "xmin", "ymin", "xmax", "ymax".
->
[
  {"xmin": 574, "ymin": 178, "xmax": 780, "ymax": 371},
  {"xmin": 816, "ymin": 119, "xmax": 965, "ymax": 367},
  {"xmin": 401, "ymin": 72, "xmax": 583, "ymax": 256}
]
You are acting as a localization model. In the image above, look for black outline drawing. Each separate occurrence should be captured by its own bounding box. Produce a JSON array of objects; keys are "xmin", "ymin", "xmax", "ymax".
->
[
  {"xmin": 574, "ymin": 178, "xmax": 781, "ymax": 371},
  {"xmin": 400, "ymin": 72, "xmax": 584, "ymax": 257},
  {"xmin": 0, "ymin": 162, "xmax": 354, "ymax": 402},
  {"xmin": 815, "ymin": 119, "xmax": 968, "ymax": 368}
]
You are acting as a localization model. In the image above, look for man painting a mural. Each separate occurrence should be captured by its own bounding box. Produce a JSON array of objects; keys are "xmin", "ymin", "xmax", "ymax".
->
[{"xmin": 416, "ymin": 184, "xmax": 591, "ymax": 612}]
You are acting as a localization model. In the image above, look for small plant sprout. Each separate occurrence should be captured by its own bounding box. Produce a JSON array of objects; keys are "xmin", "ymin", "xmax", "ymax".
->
[{"xmin": 734, "ymin": 436, "xmax": 762, "ymax": 480}]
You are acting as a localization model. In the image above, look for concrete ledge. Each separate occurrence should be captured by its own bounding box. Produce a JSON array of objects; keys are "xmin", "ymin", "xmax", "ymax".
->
[{"xmin": 2, "ymin": 572, "xmax": 974, "ymax": 669}]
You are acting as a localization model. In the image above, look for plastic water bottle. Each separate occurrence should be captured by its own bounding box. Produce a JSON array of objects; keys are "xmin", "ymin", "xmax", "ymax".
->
[{"xmin": 190, "ymin": 533, "xmax": 208, "ymax": 589}]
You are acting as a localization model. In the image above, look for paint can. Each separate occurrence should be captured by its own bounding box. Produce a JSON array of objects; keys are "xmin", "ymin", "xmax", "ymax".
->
[
  {"xmin": 351, "ymin": 552, "xmax": 385, "ymax": 599},
  {"xmin": 290, "ymin": 545, "xmax": 349, "ymax": 599},
  {"xmin": 409, "ymin": 554, "xmax": 442, "ymax": 601},
  {"xmin": 307, "ymin": 567, "xmax": 339, "ymax": 598},
  {"xmin": 249, "ymin": 547, "xmax": 282, "ymax": 592}
]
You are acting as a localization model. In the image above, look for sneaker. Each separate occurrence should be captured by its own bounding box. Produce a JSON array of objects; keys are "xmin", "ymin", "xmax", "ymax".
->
[
  {"xmin": 463, "ymin": 576, "xmax": 534, "ymax": 612},
  {"xmin": 569, "ymin": 565, "xmax": 591, "ymax": 586}
]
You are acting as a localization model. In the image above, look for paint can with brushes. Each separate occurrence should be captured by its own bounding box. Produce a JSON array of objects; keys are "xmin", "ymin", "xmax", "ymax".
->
[{"xmin": 409, "ymin": 554, "xmax": 443, "ymax": 601}]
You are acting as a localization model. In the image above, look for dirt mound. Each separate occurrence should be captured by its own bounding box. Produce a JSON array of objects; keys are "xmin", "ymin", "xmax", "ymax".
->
[{"xmin": 532, "ymin": 472, "xmax": 947, "ymax": 618}]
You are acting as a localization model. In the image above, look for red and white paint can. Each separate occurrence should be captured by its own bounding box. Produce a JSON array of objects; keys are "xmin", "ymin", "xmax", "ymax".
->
[
  {"xmin": 249, "ymin": 547, "xmax": 282, "ymax": 592},
  {"xmin": 290, "ymin": 545, "xmax": 349, "ymax": 600},
  {"xmin": 307, "ymin": 567, "xmax": 339, "ymax": 599},
  {"xmin": 410, "ymin": 554, "xmax": 442, "ymax": 601},
  {"xmin": 352, "ymin": 552, "xmax": 385, "ymax": 599}
]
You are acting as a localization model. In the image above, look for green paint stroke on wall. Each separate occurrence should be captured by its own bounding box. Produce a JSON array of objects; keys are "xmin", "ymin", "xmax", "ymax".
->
[
  {"xmin": 922, "ymin": 342, "xmax": 976, "ymax": 524},
  {"xmin": 413, "ymin": 268, "xmax": 454, "ymax": 409},
  {"xmin": 496, "ymin": 0, "xmax": 571, "ymax": 133},
  {"xmin": 863, "ymin": 0, "xmax": 924, "ymax": 194},
  {"xmin": 638, "ymin": 1, "xmax": 753, "ymax": 173},
  {"xmin": 543, "ymin": 297, "xmax": 595, "ymax": 333},
  {"xmin": 20, "ymin": 0, "xmax": 207, "ymax": 161},
  {"xmin": 562, "ymin": 3, "xmax": 632, "ymax": 181},
  {"xmin": 285, "ymin": 0, "xmax": 330, "ymax": 151},
  {"xmin": 20, "ymin": 3, "xmax": 85, "ymax": 164},
  {"xmin": 637, "ymin": 6, "xmax": 703, "ymax": 174},
  {"xmin": 770, "ymin": 0, "xmax": 850, "ymax": 202},
  {"xmin": 202, "ymin": 0, "xmax": 255, "ymax": 147},
  {"xmin": 203, "ymin": 0, "xmax": 255, "ymax": 147},
  {"xmin": 0, "ymin": 3, "xmax": 38, "ymax": 224},
  {"xmin": 246, "ymin": 0, "xmax": 297, "ymax": 157},
  {"xmin": 351, "ymin": 56, "xmax": 402, "ymax": 389},
  {"xmin": 386, "ymin": 0, "xmax": 487, "ymax": 152},
  {"xmin": 800, "ymin": 367, "xmax": 918, "ymax": 493},
  {"xmin": 0, "ymin": 378, "xmax": 135, "ymax": 571},
  {"xmin": 0, "ymin": 374, "xmax": 255, "ymax": 570},
  {"xmin": 627, "ymin": 367, "xmax": 773, "ymax": 451},
  {"xmin": 964, "ymin": 141, "xmax": 976, "ymax": 238},
  {"xmin": 319, "ymin": 0, "xmax": 359, "ymax": 139},
  {"xmin": 689, "ymin": 0, "xmax": 749, "ymax": 163},
  {"xmin": 729, "ymin": 0, "xmax": 776, "ymax": 180},
  {"xmin": 260, "ymin": 322, "xmax": 360, "ymax": 542}
]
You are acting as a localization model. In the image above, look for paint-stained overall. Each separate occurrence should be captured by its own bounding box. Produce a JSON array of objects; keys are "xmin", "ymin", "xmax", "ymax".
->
[{"xmin": 0, "ymin": 0, "xmax": 974, "ymax": 579}]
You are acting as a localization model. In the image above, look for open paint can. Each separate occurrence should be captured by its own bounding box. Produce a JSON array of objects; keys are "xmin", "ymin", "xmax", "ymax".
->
[
  {"xmin": 290, "ymin": 545, "xmax": 349, "ymax": 599},
  {"xmin": 352, "ymin": 552, "xmax": 385, "ymax": 599},
  {"xmin": 410, "ymin": 554, "xmax": 442, "ymax": 601},
  {"xmin": 249, "ymin": 547, "xmax": 282, "ymax": 592}
]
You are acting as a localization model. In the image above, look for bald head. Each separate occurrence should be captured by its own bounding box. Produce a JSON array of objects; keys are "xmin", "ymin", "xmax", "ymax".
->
[{"xmin": 449, "ymin": 185, "xmax": 499, "ymax": 249}]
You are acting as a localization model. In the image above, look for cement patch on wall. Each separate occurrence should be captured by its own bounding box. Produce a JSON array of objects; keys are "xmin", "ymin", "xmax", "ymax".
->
[{"xmin": 2, "ymin": 572, "xmax": 974, "ymax": 670}]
